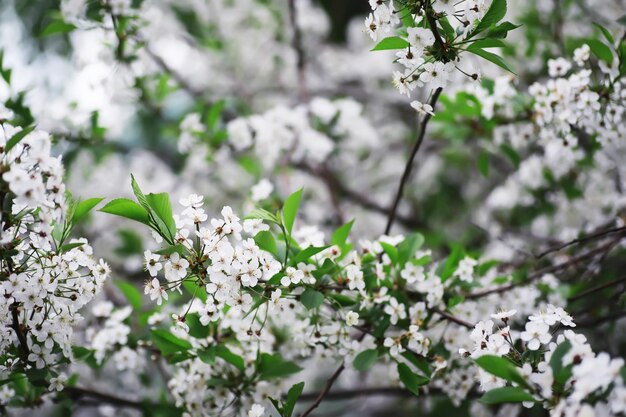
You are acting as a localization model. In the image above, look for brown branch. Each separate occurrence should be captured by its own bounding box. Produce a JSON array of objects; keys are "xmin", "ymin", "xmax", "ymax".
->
[
  {"xmin": 466, "ymin": 237, "xmax": 623, "ymax": 299},
  {"xmin": 568, "ymin": 276, "xmax": 626, "ymax": 303},
  {"xmin": 65, "ymin": 387, "xmax": 150, "ymax": 410},
  {"xmin": 298, "ymin": 387, "xmax": 411, "ymax": 401},
  {"xmin": 295, "ymin": 162, "xmax": 423, "ymax": 229},
  {"xmin": 10, "ymin": 304, "xmax": 29, "ymax": 360},
  {"xmin": 535, "ymin": 226, "xmax": 626, "ymax": 259},
  {"xmin": 287, "ymin": 0, "xmax": 307, "ymax": 102},
  {"xmin": 384, "ymin": 87, "xmax": 442, "ymax": 235},
  {"xmin": 432, "ymin": 308, "xmax": 474, "ymax": 329},
  {"xmin": 299, "ymin": 332, "xmax": 367, "ymax": 417}
]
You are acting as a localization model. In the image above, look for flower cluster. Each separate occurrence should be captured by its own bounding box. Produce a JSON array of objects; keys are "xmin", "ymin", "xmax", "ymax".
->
[
  {"xmin": 226, "ymin": 97, "xmax": 380, "ymax": 170},
  {"xmin": 0, "ymin": 123, "xmax": 109, "ymax": 378},
  {"xmin": 365, "ymin": 0, "xmax": 490, "ymax": 99},
  {"xmin": 466, "ymin": 308, "xmax": 626, "ymax": 416}
]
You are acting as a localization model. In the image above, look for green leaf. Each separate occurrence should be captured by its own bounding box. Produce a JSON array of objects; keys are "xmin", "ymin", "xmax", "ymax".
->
[
  {"xmin": 478, "ymin": 152, "xmax": 490, "ymax": 177},
  {"xmin": 117, "ymin": 281, "xmax": 142, "ymax": 310},
  {"xmin": 100, "ymin": 198, "xmax": 151, "ymax": 225},
  {"xmin": 397, "ymin": 363, "xmax": 430, "ymax": 396},
  {"xmin": 380, "ymin": 242, "xmax": 398, "ymax": 264},
  {"xmin": 186, "ymin": 313, "xmax": 210, "ymax": 339},
  {"xmin": 353, "ymin": 349, "xmax": 379, "ymax": 372},
  {"xmin": 215, "ymin": 345, "xmax": 245, "ymax": 371},
  {"xmin": 284, "ymin": 382, "xmax": 305, "ymax": 417},
  {"xmin": 480, "ymin": 386, "xmax": 535, "ymax": 404},
  {"xmin": 255, "ymin": 231, "xmax": 277, "ymax": 255},
  {"xmin": 41, "ymin": 19, "xmax": 76, "ymax": 37},
  {"xmin": 331, "ymin": 219, "xmax": 354, "ymax": 247},
  {"xmin": 300, "ymin": 288, "xmax": 324, "ymax": 310},
  {"xmin": 587, "ymin": 39, "xmax": 613, "ymax": 64},
  {"xmin": 397, "ymin": 233, "xmax": 424, "ymax": 266},
  {"xmin": 593, "ymin": 22, "xmax": 615, "ymax": 45},
  {"xmin": 619, "ymin": 14, "xmax": 626, "ymax": 27},
  {"xmin": 146, "ymin": 192, "xmax": 176, "ymax": 241},
  {"xmin": 197, "ymin": 347, "xmax": 216, "ymax": 364},
  {"xmin": 487, "ymin": 21, "xmax": 521, "ymax": 39},
  {"xmin": 245, "ymin": 208, "xmax": 280, "ymax": 225},
  {"xmin": 59, "ymin": 242, "xmax": 86, "ymax": 252},
  {"xmin": 115, "ymin": 229, "xmax": 144, "ymax": 256},
  {"xmin": 500, "ymin": 143, "xmax": 521, "ymax": 168},
  {"xmin": 471, "ymin": 0, "xmax": 507, "ymax": 37},
  {"xmin": 72, "ymin": 197, "xmax": 104, "ymax": 224},
  {"xmin": 471, "ymin": 38, "xmax": 507, "ymax": 49},
  {"xmin": 4, "ymin": 125, "xmax": 35, "ymax": 153},
  {"xmin": 467, "ymin": 46, "xmax": 516, "ymax": 74},
  {"xmin": 440, "ymin": 244, "xmax": 464, "ymax": 281},
  {"xmin": 371, "ymin": 36, "xmax": 409, "ymax": 51},
  {"xmin": 291, "ymin": 245, "xmax": 329, "ymax": 265},
  {"xmin": 549, "ymin": 340, "xmax": 573, "ymax": 386},
  {"xmin": 474, "ymin": 355, "xmax": 528, "ymax": 388},
  {"xmin": 258, "ymin": 353, "xmax": 303, "ymax": 380},
  {"xmin": 282, "ymin": 188, "xmax": 303, "ymax": 235},
  {"xmin": 151, "ymin": 330, "xmax": 192, "ymax": 356}
]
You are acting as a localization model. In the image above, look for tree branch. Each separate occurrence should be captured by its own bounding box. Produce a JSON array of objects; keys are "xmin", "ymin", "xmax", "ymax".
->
[
  {"xmin": 287, "ymin": 0, "xmax": 308, "ymax": 102},
  {"xmin": 65, "ymin": 387, "xmax": 151, "ymax": 410},
  {"xmin": 384, "ymin": 87, "xmax": 442, "ymax": 235}
]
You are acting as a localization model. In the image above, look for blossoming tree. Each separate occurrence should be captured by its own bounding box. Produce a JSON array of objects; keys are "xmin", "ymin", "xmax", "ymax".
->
[{"xmin": 1, "ymin": 0, "xmax": 626, "ymax": 416}]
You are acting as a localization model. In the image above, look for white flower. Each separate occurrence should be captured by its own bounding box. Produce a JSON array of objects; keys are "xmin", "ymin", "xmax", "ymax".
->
[
  {"xmin": 490, "ymin": 309, "xmax": 517, "ymax": 322},
  {"xmin": 383, "ymin": 336, "xmax": 405, "ymax": 356},
  {"xmin": 144, "ymin": 250, "xmax": 162, "ymax": 277},
  {"xmin": 49, "ymin": 373, "xmax": 67, "ymax": 391},
  {"xmin": 248, "ymin": 403, "xmax": 265, "ymax": 417},
  {"xmin": 281, "ymin": 267, "xmax": 304, "ymax": 287},
  {"xmin": 410, "ymin": 101, "xmax": 435, "ymax": 116},
  {"xmin": 419, "ymin": 61, "xmax": 454, "ymax": 89},
  {"xmin": 453, "ymin": 256, "xmax": 477, "ymax": 283},
  {"xmin": 144, "ymin": 278, "xmax": 168, "ymax": 305},
  {"xmin": 384, "ymin": 297, "xmax": 406, "ymax": 325},
  {"xmin": 548, "ymin": 57, "xmax": 572, "ymax": 77},
  {"xmin": 520, "ymin": 321, "xmax": 551, "ymax": 350},
  {"xmin": 251, "ymin": 179, "xmax": 273, "ymax": 202},
  {"xmin": 164, "ymin": 253, "xmax": 189, "ymax": 281},
  {"xmin": 346, "ymin": 311, "xmax": 359, "ymax": 326},
  {"xmin": 364, "ymin": 14, "xmax": 380, "ymax": 41}
]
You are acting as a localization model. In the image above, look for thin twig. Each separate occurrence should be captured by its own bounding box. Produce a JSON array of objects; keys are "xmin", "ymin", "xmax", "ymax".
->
[
  {"xmin": 433, "ymin": 308, "xmax": 474, "ymax": 329},
  {"xmin": 287, "ymin": 0, "xmax": 307, "ymax": 102},
  {"xmin": 299, "ymin": 332, "xmax": 367, "ymax": 417},
  {"xmin": 568, "ymin": 276, "xmax": 626, "ymax": 302},
  {"xmin": 384, "ymin": 87, "xmax": 442, "ymax": 235},
  {"xmin": 535, "ymin": 226, "xmax": 626, "ymax": 259},
  {"xmin": 65, "ymin": 387, "xmax": 149, "ymax": 410},
  {"xmin": 466, "ymin": 237, "xmax": 623, "ymax": 299}
]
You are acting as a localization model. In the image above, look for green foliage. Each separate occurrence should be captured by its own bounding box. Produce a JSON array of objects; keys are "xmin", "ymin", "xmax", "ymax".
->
[
  {"xmin": 282, "ymin": 188, "xmax": 303, "ymax": 235},
  {"xmin": 469, "ymin": 0, "xmax": 507, "ymax": 38},
  {"xmin": 371, "ymin": 36, "xmax": 409, "ymax": 51},
  {"xmin": 257, "ymin": 353, "xmax": 302, "ymax": 380},
  {"xmin": 300, "ymin": 288, "xmax": 324, "ymax": 310},
  {"xmin": 100, "ymin": 198, "xmax": 151, "ymax": 225},
  {"xmin": 549, "ymin": 340, "xmax": 573, "ymax": 387},
  {"xmin": 40, "ymin": 19, "xmax": 76, "ymax": 37},
  {"xmin": 151, "ymin": 330, "xmax": 193, "ymax": 356},
  {"xmin": 353, "ymin": 349, "xmax": 379, "ymax": 372},
  {"xmin": 397, "ymin": 233, "xmax": 425, "ymax": 266},
  {"xmin": 397, "ymin": 363, "xmax": 430, "ymax": 396},
  {"xmin": 71, "ymin": 197, "xmax": 104, "ymax": 224},
  {"xmin": 480, "ymin": 386, "xmax": 535, "ymax": 404},
  {"xmin": 5, "ymin": 126, "xmax": 35, "ymax": 153},
  {"xmin": 255, "ymin": 230, "xmax": 277, "ymax": 255},
  {"xmin": 474, "ymin": 355, "xmax": 529, "ymax": 388},
  {"xmin": 117, "ymin": 281, "xmax": 142, "ymax": 310}
]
